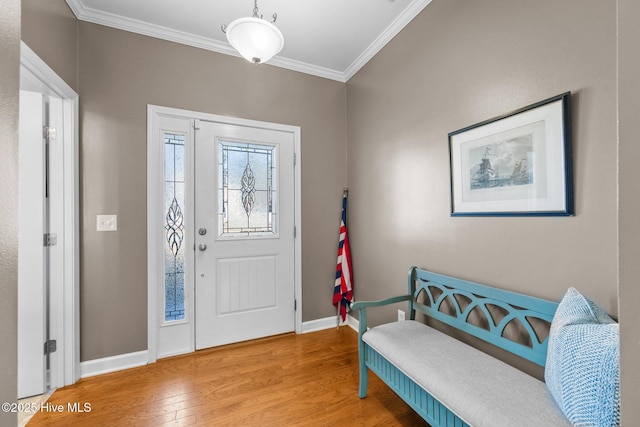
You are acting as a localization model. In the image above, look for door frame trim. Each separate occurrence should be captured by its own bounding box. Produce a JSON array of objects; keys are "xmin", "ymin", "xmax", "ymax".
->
[
  {"xmin": 19, "ymin": 41, "xmax": 80, "ymax": 388},
  {"xmin": 147, "ymin": 105, "xmax": 302, "ymax": 363}
]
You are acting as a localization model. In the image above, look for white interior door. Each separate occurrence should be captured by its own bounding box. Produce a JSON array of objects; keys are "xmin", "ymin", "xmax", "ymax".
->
[
  {"xmin": 18, "ymin": 90, "xmax": 47, "ymax": 398},
  {"xmin": 20, "ymin": 41, "xmax": 81, "ymax": 390},
  {"xmin": 195, "ymin": 120, "xmax": 295, "ymax": 349}
]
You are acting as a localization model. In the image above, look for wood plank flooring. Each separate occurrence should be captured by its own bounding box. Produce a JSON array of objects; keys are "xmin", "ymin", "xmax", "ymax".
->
[{"xmin": 27, "ymin": 327, "xmax": 428, "ymax": 426}]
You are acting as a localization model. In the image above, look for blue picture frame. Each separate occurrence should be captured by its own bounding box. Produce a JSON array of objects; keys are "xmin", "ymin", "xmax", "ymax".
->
[{"xmin": 449, "ymin": 92, "xmax": 573, "ymax": 216}]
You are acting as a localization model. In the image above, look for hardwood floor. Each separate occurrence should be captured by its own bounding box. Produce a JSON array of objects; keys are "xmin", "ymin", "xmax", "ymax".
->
[{"xmin": 27, "ymin": 327, "xmax": 427, "ymax": 426}]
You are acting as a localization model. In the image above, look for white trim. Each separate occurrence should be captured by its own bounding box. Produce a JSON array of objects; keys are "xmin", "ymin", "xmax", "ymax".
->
[
  {"xmin": 343, "ymin": 0, "xmax": 433, "ymax": 81},
  {"xmin": 82, "ymin": 314, "xmax": 355, "ymax": 378},
  {"xmin": 80, "ymin": 351, "xmax": 148, "ymax": 379},
  {"xmin": 20, "ymin": 42, "xmax": 77, "ymax": 97},
  {"xmin": 267, "ymin": 56, "xmax": 346, "ymax": 83},
  {"xmin": 82, "ymin": 317, "xmax": 357, "ymax": 379},
  {"xmin": 301, "ymin": 316, "xmax": 339, "ymax": 334},
  {"xmin": 300, "ymin": 314, "xmax": 360, "ymax": 334},
  {"xmin": 67, "ymin": 1, "xmax": 239, "ymax": 58},
  {"xmin": 293, "ymin": 129, "xmax": 303, "ymax": 336},
  {"xmin": 146, "ymin": 107, "xmax": 159, "ymax": 363},
  {"xmin": 65, "ymin": 0, "xmax": 431, "ymax": 83},
  {"xmin": 346, "ymin": 314, "xmax": 360, "ymax": 333},
  {"xmin": 20, "ymin": 41, "xmax": 80, "ymax": 388},
  {"xmin": 148, "ymin": 105, "xmax": 302, "ymax": 362}
]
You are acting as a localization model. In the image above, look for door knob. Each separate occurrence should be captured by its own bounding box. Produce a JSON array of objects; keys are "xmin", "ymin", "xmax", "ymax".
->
[{"xmin": 198, "ymin": 244, "xmax": 207, "ymax": 251}]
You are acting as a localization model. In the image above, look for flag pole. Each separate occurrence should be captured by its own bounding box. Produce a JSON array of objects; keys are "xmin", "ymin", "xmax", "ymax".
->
[{"xmin": 336, "ymin": 188, "xmax": 349, "ymax": 328}]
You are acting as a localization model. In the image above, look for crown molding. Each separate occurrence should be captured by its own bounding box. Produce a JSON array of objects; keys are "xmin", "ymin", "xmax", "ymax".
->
[
  {"xmin": 65, "ymin": 0, "xmax": 236, "ymax": 56},
  {"xmin": 268, "ymin": 56, "xmax": 347, "ymax": 82},
  {"xmin": 343, "ymin": 0, "xmax": 432, "ymax": 81},
  {"xmin": 66, "ymin": 0, "xmax": 430, "ymax": 83},
  {"xmin": 64, "ymin": 0, "xmax": 83, "ymax": 20}
]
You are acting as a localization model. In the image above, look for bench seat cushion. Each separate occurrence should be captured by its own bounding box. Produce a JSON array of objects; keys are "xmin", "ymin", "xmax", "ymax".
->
[{"xmin": 363, "ymin": 320, "xmax": 571, "ymax": 427}]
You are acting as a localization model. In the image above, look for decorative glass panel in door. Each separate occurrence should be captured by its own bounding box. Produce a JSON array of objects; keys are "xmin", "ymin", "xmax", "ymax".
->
[
  {"xmin": 218, "ymin": 141, "xmax": 277, "ymax": 237},
  {"xmin": 164, "ymin": 132, "xmax": 185, "ymax": 322}
]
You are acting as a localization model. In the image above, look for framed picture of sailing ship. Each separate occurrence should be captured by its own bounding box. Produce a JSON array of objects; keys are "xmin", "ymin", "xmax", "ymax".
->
[{"xmin": 449, "ymin": 92, "xmax": 573, "ymax": 216}]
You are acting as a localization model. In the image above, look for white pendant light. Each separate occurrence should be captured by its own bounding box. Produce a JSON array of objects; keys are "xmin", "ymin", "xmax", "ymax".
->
[{"xmin": 222, "ymin": 0, "xmax": 284, "ymax": 65}]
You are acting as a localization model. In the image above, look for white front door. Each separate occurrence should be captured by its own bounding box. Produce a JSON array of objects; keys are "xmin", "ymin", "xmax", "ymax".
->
[{"xmin": 194, "ymin": 120, "xmax": 295, "ymax": 349}]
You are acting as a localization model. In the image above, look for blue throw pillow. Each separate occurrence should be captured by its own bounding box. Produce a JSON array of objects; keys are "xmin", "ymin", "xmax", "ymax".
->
[{"xmin": 545, "ymin": 287, "xmax": 620, "ymax": 427}]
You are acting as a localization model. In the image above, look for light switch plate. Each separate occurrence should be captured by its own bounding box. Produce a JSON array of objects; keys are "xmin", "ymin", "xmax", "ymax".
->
[{"xmin": 97, "ymin": 214, "xmax": 117, "ymax": 231}]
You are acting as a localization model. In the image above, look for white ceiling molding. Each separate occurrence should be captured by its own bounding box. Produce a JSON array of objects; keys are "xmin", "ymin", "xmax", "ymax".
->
[
  {"xmin": 65, "ymin": 0, "xmax": 431, "ymax": 83},
  {"xmin": 267, "ymin": 56, "xmax": 347, "ymax": 83},
  {"xmin": 343, "ymin": 0, "xmax": 433, "ymax": 81},
  {"xmin": 65, "ymin": 0, "xmax": 236, "ymax": 57}
]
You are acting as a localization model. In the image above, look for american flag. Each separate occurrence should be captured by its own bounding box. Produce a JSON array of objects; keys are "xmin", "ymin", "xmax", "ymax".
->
[{"xmin": 333, "ymin": 193, "xmax": 353, "ymax": 323}]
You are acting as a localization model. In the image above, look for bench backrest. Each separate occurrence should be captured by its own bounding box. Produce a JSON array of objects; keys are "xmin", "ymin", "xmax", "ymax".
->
[{"xmin": 408, "ymin": 266, "xmax": 559, "ymax": 367}]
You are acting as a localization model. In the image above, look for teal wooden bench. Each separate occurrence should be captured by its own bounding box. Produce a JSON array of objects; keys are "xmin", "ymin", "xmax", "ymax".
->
[{"xmin": 351, "ymin": 266, "xmax": 571, "ymax": 427}]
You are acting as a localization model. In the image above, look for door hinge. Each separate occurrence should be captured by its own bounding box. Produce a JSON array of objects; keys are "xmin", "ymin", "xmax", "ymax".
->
[
  {"xmin": 294, "ymin": 299, "xmax": 297, "ymax": 311},
  {"xmin": 294, "ymin": 226, "xmax": 297, "ymax": 238},
  {"xmin": 44, "ymin": 339, "xmax": 57, "ymax": 355},
  {"xmin": 44, "ymin": 233, "xmax": 57, "ymax": 247},
  {"xmin": 193, "ymin": 119, "xmax": 200, "ymax": 131},
  {"xmin": 43, "ymin": 126, "xmax": 56, "ymax": 142},
  {"xmin": 293, "ymin": 152, "xmax": 296, "ymax": 166}
]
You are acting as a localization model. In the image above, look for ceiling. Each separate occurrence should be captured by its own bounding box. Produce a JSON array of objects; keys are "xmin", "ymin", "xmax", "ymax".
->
[{"xmin": 65, "ymin": 0, "xmax": 432, "ymax": 82}]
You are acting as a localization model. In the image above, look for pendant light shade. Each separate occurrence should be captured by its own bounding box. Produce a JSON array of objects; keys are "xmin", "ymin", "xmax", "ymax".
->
[
  {"xmin": 225, "ymin": 17, "xmax": 283, "ymax": 64},
  {"xmin": 222, "ymin": 1, "xmax": 284, "ymax": 65}
]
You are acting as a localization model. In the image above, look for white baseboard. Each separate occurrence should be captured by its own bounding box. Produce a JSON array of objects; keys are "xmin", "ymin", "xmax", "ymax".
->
[
  {"xmin": 301, "ymin": 316, "xmax": 340, "ymax": 333},
  {"xmin": 81, "ymin": 318, "xmax": 360, "ymax": 378},
  {"xmin": 80, "ymin": 350, "xmax": 148, "ymax": 378},
  {"xmin": 301, "ymin": 314, "xmax": 360, "ymax": 333},
  {"xmin": 346, "ymin": 314, "xmax": 359, "ymax": 332}
]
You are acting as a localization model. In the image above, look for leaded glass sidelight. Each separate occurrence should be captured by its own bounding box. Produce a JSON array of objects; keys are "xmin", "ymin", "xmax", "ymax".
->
[
  {"xmin": 219, "ymin": 141, "xmax": 277, "ymax": 237},
  {"xmin": 164, "ymin": 133, "xmax": 185, "ymax": 322}
]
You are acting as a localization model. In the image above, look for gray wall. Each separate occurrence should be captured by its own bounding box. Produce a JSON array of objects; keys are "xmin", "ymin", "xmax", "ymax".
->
[
  {"xmin": 77, "ymin": 22, "xmax": 346, "ymax": 360},
  {"xmin": 347, "ymin": 0, "xmax": 617, "ymax": 320},
  {"xmin": 618, "ymin": 0, "xmax": 640, "ymax": 424},
  {"xmin": 0, "ymin": 0, "xmax": 20, "ymax": 424}
]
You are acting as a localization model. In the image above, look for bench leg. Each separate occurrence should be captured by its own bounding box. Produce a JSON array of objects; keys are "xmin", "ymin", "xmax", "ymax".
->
[
  {"xmin": 357, "ymin": 310, "xmax": 369, "ymax": 398},
  {"xmin": 358, "ymin": 365, "xmax": 368, "ymax": 398},
  {"xmin": 358, "ymin": 341, "xmax": 368, "ymax": 398}
]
